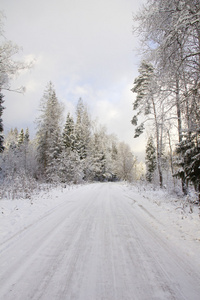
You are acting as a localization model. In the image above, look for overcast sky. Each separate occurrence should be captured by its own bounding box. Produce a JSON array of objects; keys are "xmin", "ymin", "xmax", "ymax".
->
[{"xmin": 1, "ymin": 0, "xmax": 145, "ymax": 160}]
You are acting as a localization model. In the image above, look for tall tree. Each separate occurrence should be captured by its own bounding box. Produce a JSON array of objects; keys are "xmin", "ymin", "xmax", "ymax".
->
[
  {"xmin": 36, "ymin": 82, "xmax": 63, "ymax": 181},
  {"xmin": 0, "ymin": 12, "xmax": 33, "ymax": 92},
  {"xmin": 18, "ymin": 129, "xmax": 25, "ymax": 146},
  {"xmin": 74, "ymin": 98, "xmax": 91, "ymax": 160},
  {"xmin": 133, "ymin": 0, "xmax": 200, "ymax": 194},
  {"xmin": 0, "ymin": 12, "xmax": 33, "ymax": 153},
  {"xmin": 89, "ymin": 129, "xmax": 107, "ymax": 181},
  {"xmin": 145, "ymin": 136, "xmax": 157, "ymax": 183},
  {"xmin": 131, "ymin": 61, "xmax": 164, "ymax": 187},
  {"xmin": 62, "ymin": 113, "xmax": 75, "ymax": 151}
]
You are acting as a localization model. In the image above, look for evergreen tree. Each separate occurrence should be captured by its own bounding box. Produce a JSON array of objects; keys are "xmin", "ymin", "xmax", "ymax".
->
[
  {"xmin": 59, "ymin": 150, "xmax": 83, "ymax": 184},
  {"xmin": 62, "ymin": 113, "xmax": 75, "ymax": 151},
  {"xmin": 24, "ymin": 128, "xmax": 30, "ymax": 144},
  {"xmin": 74, "ymin": 98, "xmax": 91, "ymax": 160},
  {"xmin": 131, "ymin": 61, "xmax": 164, "ymax": 187},
  {"xmin": 175, "ymin": 132, "xmax": 200, "ymax": 202},
  {"xmin": 0, "ymin": 92, "xmax": 4, "ymax": 152},
  {"xmin": 4, "ymin": 127, "xmax": 18, "ymax": 150},
  {"xmin": 89, "ymin": 131, "xmax": 107, "ymax": 181},
  {"xmin": 145, "ymin": 136, "xmax": 157, "ymax": 183},
  {"xmin": 18, "ymin": 129, "xmax": 25, "ymax": 146},
  {"xmin": 36, "ymin": 82, "xmax": 63, "ymax": 181}
]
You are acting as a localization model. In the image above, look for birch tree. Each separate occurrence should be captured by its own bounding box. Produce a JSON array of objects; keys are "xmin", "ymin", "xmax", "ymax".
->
[
  {"xmin": 133, "ymin": 0, "xmax": 200, "ymax": 195},
  {"xmin": 0, "ymin": 12, "xmax": 33, "ymax": 152}
]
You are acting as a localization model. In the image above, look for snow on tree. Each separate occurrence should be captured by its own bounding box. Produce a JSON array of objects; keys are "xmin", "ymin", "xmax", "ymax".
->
[
  {"xmin": 73, "ymin": 98, "xmax": 92, "ymax": 180},
  {"xmin": 0, "ymin": 12, "xmax": 33, "ymax": 92},
  {"xmin": 0, "ymin": 126, "xmax": 37, "ymax": 199},
  {"xmin": 174, "ymin": 132, "xmax": 200, "ymax": 203},
  {"xmin": 132, "ymin": 0, "xmax": 200, "ymax": 194},
  {"xmin": 36, "ymin": 82, "xmax": 63, "ymax": 181},
  {"xmin": 18, "ymin": 129, "xmax": 25, "ymax": 146},
  {"xmin": 145, "ymin": 136, "xmax": 157, "ymax": 183},
  {"xmin": 4, "ymin": 128, "xmax": 18, "ymax": 150},
  {"xmin": 62, "ymin": 113, "xmax": 75, "ymax": 151},
  {"xmin": 131, "ymin": 61, "xmax": 164, "ymax": 187},
  {"xmin": 0, "ymin": 92, "xmax": 4, "ymax": 152},
  {"xmin": 88, "ymin": 127, "xmax": 107, "ymax": 181},
  {"xmin": 0, "ymin": 12, "xmax": 33, "ymax": 155},
  {"xmin": 74, "ymin": 98, "xmax": 91, "ymax": 160},
  {"xmin": 24, "ymin": 128, "xmax": 30, "ymax": 143},
  {"xmin": 59, "ymin": 150, "xmax": 83, "ymax": 184},
  {"xmin": 115, "ymin": 142, "xmax": 136, "ymax": 182}
]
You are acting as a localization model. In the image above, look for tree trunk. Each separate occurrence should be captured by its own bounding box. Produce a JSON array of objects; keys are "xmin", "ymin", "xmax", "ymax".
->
[
  {"xmin": 175, "ymin": 77, "xmax": 188, "ymax": 195},
  {"xmin": 167, "ymin": 129, "xmax": 175, "ymax": 187},
  {"xmin": 152, "ymin": 97, "xmax": 163, "ymax": 188}
]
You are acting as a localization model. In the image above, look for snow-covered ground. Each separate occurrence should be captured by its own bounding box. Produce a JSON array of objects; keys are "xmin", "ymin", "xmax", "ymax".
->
[{"xmin": 0, "ymin": 182, "xmax": 200, "ymax": 299}]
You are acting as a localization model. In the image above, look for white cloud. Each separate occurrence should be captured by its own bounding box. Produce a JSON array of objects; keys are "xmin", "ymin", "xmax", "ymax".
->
[{"xmin": 1, "ymin": 0, "xmax": 145, "ymax": 158}]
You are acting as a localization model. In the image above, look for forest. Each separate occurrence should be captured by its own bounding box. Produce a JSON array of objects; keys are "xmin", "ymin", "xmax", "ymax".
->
[
  {"xmin": 0, "ymin": 83, "xmax": 137, "ymax": 199},
  {"xmin": 131, "ymin": 0, "xmax": 200, "ymax": 202},
  {"xmin": 0, "ymin": 0, "xmax": 200, "ymax": 203}
]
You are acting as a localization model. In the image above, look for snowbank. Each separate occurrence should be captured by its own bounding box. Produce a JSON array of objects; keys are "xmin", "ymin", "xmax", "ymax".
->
[
  {"xmin": 126, "ymin": 182, "xmax": 200, "ymax": 269},
  {"xmin": 0, "ymin": 184, "xmax": 84, "ymax": 245},
  {"xmin": 1, "ymin": 181, "xmax": 200, "ymax": 271}
]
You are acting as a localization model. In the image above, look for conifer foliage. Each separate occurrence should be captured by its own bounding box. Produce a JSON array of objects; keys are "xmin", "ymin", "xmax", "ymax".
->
[
  {"xmin": 145, "ymin": 136, "xmax": 157, "ymax": 183},
  {"xmin": 132, "ymin": 0, "xmax": 200, "ymax": 199},
  {"xmin": 34, "ymin": 83, "xmax": 136, "ymax": 185},
  {"xmin": 0, "ymin": 81, "xmax": 137, "ymax": 199},
  {"xmin": 36, "ymin": 82, "xmax": 63, "ymax": 181}
]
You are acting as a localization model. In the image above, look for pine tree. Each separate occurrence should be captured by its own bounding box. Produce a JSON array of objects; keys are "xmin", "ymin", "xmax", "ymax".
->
[
  {"xmin": 0, "ymin": 92, "xmax": 4, "ymax": 152},
  {"xmin": 145, "ymin": 136, "xmax": 157, "ymax": 183}
]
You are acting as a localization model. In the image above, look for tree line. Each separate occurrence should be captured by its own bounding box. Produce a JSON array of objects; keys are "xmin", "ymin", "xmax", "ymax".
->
[
  {"xmin": 0, "ymin": 12, "xmax": 137, "ymax": 199},
  {"xmin": 0, "ymin": 82, "xmax": 137, "ymax": 199},
  {"xmin": 131, "ymin": 0, "xmax": 200, "ymax": 202}
]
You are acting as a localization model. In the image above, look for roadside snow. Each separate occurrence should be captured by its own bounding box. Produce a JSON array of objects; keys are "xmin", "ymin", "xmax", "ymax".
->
[
  {"xmin": 125, "ymin": 182, "xmax": 200, "ymax": 270},
  {"xmin": 1, "ymin": 181, "xmax": 199, "ymax": 266},
  {"xmin": 0, "ymin": 182, "xmax": 200, "ymax": 300},
  {"xmin": 0, "ymin": 184, "xmax": 84, "ymax": 244}
]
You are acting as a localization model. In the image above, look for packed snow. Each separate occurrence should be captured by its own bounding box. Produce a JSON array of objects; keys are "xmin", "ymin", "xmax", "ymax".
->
[{"xmin": 0, "ymin": 182, "xmax": 200, "ymax": 299}]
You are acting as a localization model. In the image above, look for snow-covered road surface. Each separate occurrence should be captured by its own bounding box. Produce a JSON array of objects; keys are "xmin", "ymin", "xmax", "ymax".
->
[{"xmin": 0, "ymin": 183, "xmax": 200, "ymax": 300}]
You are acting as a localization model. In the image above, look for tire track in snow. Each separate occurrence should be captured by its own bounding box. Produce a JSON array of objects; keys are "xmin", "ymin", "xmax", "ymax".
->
[
  {"xmin": 0, "ymin": 185, "xmax": 101, "ymax": 300},
  {"xmin": 114, "ymin": 185, "xmax": 200, "ymax": 299},
  {"xmin": 0, "ymin": 183, "xmax": 200, "ymax": 300}
]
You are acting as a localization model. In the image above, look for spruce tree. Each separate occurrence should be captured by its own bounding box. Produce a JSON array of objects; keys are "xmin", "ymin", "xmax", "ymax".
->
[
  {"xmin": 18, "ymin": 129, "xmax": 25, "ymax": 146},
  {"xmin": 62, "ymin": 113, "xmax": 75, "ymax": 151},
  {"xmin": 74, "ymin": 98, "xmax": 91, "ymax": 160},
  {"xmin": 24, "ymin": 128, "xmax": 30, "ymax": 144},
  {"xmin": 89, "ymin": 132, "xmax": 107, "ymax": 181},
  {"xmin": 175, "ymin": 133, "xmax": 200, "ymax": 202},
  {"xmin": 36, "ymin": 82, "xmax": 63, "ymax": 181},
  {"xmin": 145, "ymin": 136, "xmax": 157, "ymax": 183}
]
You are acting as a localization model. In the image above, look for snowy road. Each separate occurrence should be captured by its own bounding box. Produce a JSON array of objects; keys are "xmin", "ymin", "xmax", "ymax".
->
[{"xmin": 0, "ymin": 183, "xmax": 200, "ymax": 300}]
